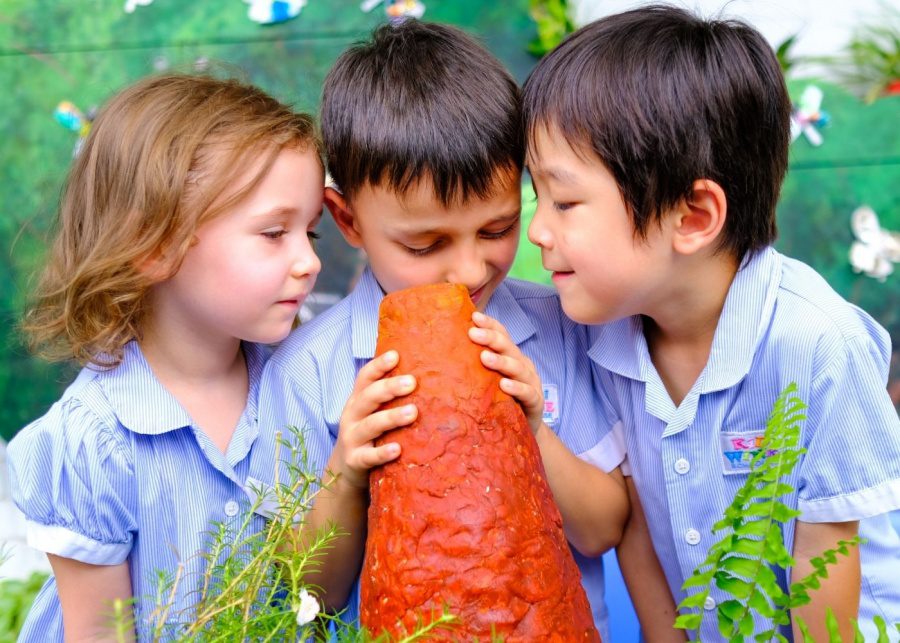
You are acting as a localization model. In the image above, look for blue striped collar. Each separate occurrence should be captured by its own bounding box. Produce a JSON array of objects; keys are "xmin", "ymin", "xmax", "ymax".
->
[
  {"xmin": 349, "ymin": 267, "xmax": 537, "ymax": 360},
  {"xmin": 589, "ymin": 247, "xmax": 782, "ymax": 394},
  {"xmin": 100, "ymin": 340, "xmax": 267, "ymax": 436}
]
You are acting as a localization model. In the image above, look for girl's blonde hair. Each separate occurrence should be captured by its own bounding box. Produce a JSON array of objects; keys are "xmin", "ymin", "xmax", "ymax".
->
[{"xmin": 23, "ymin": 73, "xmax": 321, "ymax": 367}]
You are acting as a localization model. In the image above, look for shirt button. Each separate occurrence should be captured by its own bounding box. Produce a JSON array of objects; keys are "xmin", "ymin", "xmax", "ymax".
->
[
  {"xmin": 674, "ymin": 458, "xmax": 690, "ymax": 474},
  {"xmin": 224, "ymin": 500, "xmax": 240, "ymax": 517},
  {"xmin": 685, "ymin": 528, "xmax": 701, "ymax": 545},
  {"xmin": 703, "ymin": 595, "xmax": 716, "ymax": 611}
]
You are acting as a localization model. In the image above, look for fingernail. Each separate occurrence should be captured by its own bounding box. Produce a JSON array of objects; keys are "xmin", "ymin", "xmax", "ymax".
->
[
  {"xmin": 482, "ymin": 350, "xmax": 495, "ymax": 364},
  {"xmin": 400, "ymin": 375, "xmax": 415, "ymax": 388},
  {"xmin": 401, "ymin": 404, "xmax": 417, "ymax": 418},
  {"xmin": 384, "ymin": 350, "xmax": 398, "ymax": 363},
  {"xmin": 469, "ymin": 328, "xmax": 486, "ymax": 340},
  {"xmin": 472, "ymin": 311, "xmax": 485, "ymax": 322}
]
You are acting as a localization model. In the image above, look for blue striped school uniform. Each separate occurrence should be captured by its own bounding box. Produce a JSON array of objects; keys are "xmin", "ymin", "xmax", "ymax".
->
[
  {"xmin": 588, "ymin": 247, "xmax": 900, "ymax": 640},
  {"xmin": 259, "ymin": 267, "xmax": 624, "ymax": 641},
  {"xmin": 7, "ymin": 341, "xmax": 286, "ymax": 641}
]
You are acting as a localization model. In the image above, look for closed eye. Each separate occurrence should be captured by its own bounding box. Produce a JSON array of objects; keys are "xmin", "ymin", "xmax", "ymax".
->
[
  {"xmin": 262, "ymin": 228, "xmax": 287, "ymax": 240},
  {"xmin": 481, "ymin": 221, "xmax": 519, "ymax": 240},
  {"xmin": 404, "ymin": 241, "xmax": 441, "ymax": 256}
]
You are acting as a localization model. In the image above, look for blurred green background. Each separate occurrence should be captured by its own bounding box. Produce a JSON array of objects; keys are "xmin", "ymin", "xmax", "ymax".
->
[{"xmin": 1, "ymin": 1, "xmax": 898, "ymax": 442}]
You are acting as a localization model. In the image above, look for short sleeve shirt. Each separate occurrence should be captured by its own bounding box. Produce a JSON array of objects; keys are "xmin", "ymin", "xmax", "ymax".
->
[
  {"xmin": 588, "ymin": 247, "xmax": 900, "ymax": 640},
  {"xmin": 8, "ymin": 341, "xmax": 282, "ymax": 641}
]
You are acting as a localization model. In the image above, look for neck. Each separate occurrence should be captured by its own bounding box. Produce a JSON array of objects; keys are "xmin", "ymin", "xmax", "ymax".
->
[
  {"xmin": 140, "ymin": 326, "xmax": 245, "ymax": 385},
  {"xmin": 139, "ymin": 293, "xmax": 244, "ymax": 385},
  {"xmin": 643, "ymin": 251, "xmax": 739, "ymax": 405},
  {"xmin": 138, "ymin": 294, "xmax": 249, "ymax": 455}
]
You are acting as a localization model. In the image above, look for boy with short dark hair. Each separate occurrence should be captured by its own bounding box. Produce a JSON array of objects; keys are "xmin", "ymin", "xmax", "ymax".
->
[
  {"xmin": 524, "ymin": 5, "xmax": 900, "ymax": 640},
  {"xmin": 259, "ymin": 19, "xmax": 631, "ymax": 638}
]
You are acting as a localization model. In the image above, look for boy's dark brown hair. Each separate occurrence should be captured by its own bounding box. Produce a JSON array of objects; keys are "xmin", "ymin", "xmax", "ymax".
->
[
  {"xmin": 321, "ymin": 19, "xmax": 523, "ymax": 206},
  {"xmin": 523, "ymin": 5, "xmax": 791, "ymax": 260}
]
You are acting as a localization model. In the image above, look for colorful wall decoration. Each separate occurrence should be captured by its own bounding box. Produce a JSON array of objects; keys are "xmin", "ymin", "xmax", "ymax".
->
[{"xmin": 1, "ymin": 2, "xmax": 898, "ymax": 443}]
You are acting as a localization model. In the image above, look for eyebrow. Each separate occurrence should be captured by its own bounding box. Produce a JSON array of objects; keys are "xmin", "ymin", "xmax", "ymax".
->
[
  {"xmin": 527, "ymin": 165, "xmax": 580, "ymax": 184},
  {"xmin": 253, "ymin": 206, "xmax": 300, "ymax": 219}
]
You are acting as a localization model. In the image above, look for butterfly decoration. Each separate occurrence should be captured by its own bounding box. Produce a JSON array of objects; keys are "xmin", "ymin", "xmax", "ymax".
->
[
  {"xmin": 54, "ymin": 101, "xmax": 95, "ymax": 158},
  {"xmin": 245, "ymin": 0, "xmax": 307, "ymax": 24},
  {"xmin": 124, "ymin": 0, "xmax": 153, "ymax": 12},
  {"xmin": 849, "ymin": 205, "xmax": 900, "ymax": 281},
  {"xmin": 790, "ymin": 85, "xmax": 830, "ymax": 147},
  {"xmin": 361, "ymin": 0, "xmax": 426, "ymax": 21}
]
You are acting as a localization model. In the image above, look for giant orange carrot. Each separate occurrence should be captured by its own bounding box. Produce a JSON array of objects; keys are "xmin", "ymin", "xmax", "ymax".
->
[{"xmin": 360, "ymin": 283, "xmax": 599, "ymax": 642}]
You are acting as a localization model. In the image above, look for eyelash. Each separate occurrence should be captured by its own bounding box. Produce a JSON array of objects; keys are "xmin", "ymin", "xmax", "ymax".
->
[
  {"xmin": 553, "ymin": 202, "xmax": 575, "ymax": 212},
  {"xmin": 403, "ymin": 223, "xmax": 517, "ymax": 256},
  {"xmin": 262, "ymin": 230, "xmax": 322, "ymax": 241}
]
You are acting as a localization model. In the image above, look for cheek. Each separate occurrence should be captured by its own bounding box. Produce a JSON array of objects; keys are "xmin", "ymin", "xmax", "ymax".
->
[{"xmin": 490, "ymin": 237, "xmax": 520, "ymax": 272}]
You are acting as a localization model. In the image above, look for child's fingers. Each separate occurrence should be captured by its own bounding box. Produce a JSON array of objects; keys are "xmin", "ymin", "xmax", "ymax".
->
[
  {"xmin": 480, "ymin": 349, "xmax": 531, "ymax": 382},
  {"xmin": 352, "ymin": 403, "xmax": 418, "ymax": 446},
  {"xmin": 499, "ymin": 377, "xmax": 541, "ymax": 406},
  {"xmin": 348, "ymin": 442, "xmax": 402, "ymax": 472},
  {"xmin": 353, "ymin": 350, "xmax": 401, "ymax": 391},
  {"xmin": 345, "ymin": 373, "xmax": 417, "ymax": 422},
  {"xmin": 470, "ymin": 311, "xmax": 512, "ymax": 340},
  {"xmin": 499, "ymin": 378, "xmax": 544, "ymax": 429},
  {"xmin": 468, "ymin": 326, "xmax": 516, "ymax": 355}
]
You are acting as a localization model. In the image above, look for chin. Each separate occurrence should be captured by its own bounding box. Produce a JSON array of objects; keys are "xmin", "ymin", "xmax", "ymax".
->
[{"xmin": 559, "ymin": 299, "xmax": 605, "ymax": 326}]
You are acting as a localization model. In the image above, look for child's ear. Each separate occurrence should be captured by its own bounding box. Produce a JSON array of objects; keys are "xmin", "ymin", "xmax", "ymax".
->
[
  {"xmin": 136, "ymin": 244, "xmax": 177, "ymax": 283},
  {"xmin": 324, "ymin": 187, "xmax": 364, "ymax": 249},
  {"xmin": 671, "ymin": 179, "xmax": 727, "ymax": 256}
]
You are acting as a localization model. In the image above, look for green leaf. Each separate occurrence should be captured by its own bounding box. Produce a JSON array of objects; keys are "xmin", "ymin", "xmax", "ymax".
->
[
  {"xmin": 715, "ymin": 573, "xmax": 753, "ymax": 599},
  {"xmin": 748, "ymin": 590, "xmax": 775, "ymax": 618},
  {"xmin": 677, "ymin": 591, "xmax": 711, "ymax": 610},
  {"xmin": 718, "ymin": 599, "xmax": 745, "ymax": 621},
  {"xmin": 772, "ymin": 502, "xmax": 801, "ymax": 522},
  {"xmin": 825, "ymin": 607, "xmax": 843, "ymax": 643},
  {"xmin": 796, "ymin": 616, "xmax": 815, "ymax": 642},
  {"xmin": 732, "ymin": 538, "xmax": 766, "ymax": 557},
  {"xmin": 735, "ymin": 519, "xmax": 770, "ymax": 537},
  {"xmin": 722, "ymin": 556, "xmax": 759, "ymax": 579},
  {"xmin": 674, "ymin": 613, "xmax": 702, "ymax": 630},
  {"xmin": 682, "ymin": 571, "xmax": 715, "ymax": 589},
  {"xmin": 873, "ymin": 615, "xmax": 889, "ymax": 643},
  {"xmin": 718, "ymin": 608, "xmax": 736, "ymax": 637}
]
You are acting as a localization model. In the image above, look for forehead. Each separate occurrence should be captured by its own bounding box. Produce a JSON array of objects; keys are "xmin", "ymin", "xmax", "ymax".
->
[
  {"xmin": 526, "ymin": 123, "xmax": 596, "ymax": 172},
  {"xmin": 353, "ymin": 173, "xmax": 522, "ymax": 231}
]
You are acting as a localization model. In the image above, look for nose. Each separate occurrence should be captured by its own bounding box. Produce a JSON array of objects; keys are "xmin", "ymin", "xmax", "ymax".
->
[
  {"xmin": 291, "ymin": 235, "xmax": 321, "ymax": 280},
  {"xmin": 447, "ymin": 242, "xmax": 488, "ymax": 291},
  {"xmin": 527, "ymin": 203, "xmax": 552, "ymax": 249}
]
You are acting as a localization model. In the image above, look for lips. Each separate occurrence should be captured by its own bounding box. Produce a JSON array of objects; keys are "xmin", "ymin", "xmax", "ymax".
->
[
  {"xmin": 550, "ymin": 271, "xmax": 574, "ymax": 282},
  {"xmin": 468, "ymin": 285, "xmax": 486, "ymax": 304},
  {"xmin": 277, "ymin": 293, "xmax": 305, "ymax": 306}
]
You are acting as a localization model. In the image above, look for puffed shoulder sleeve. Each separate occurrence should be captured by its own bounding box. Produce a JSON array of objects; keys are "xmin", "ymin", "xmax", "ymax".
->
[
  {"xmin": 797, "ymin": 333, "xmax": 900, "ymax": 523},
  {"xmin": 7, "ymin": 400, "xmax": 137, "ymax": 565}
]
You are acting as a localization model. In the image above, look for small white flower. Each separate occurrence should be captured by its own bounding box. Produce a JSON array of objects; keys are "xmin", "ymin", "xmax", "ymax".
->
[{"xmin": 294, "ymin": 588, "xmax": 320, "ymax": 626}]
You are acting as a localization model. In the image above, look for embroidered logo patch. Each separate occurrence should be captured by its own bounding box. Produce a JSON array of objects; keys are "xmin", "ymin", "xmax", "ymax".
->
[
  {"xmin": 720, "ymin": 431, "xmax": 777, "ymax": 475},
  {"xmin": 543, "ymin": 384, "xmax": 559, "ymax": 426}
]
